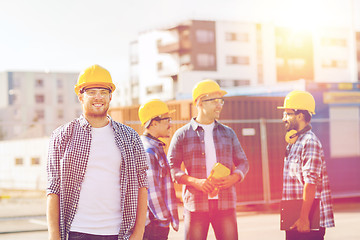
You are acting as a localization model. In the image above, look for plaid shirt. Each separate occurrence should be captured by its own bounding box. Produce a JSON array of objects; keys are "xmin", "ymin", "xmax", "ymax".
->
[
  {"xmin": 47, "ymin": 115, "xmax": 148, "ymax": 240},
  {"xmin": 283, "ymin": 129, "xmax": 335, "ymax": 228},
  {"xmin": 141, "ymin": 134, "xmax": 179, "ymax": 231},
  {"xmin": 168, "ymin": 118, "xmax": 249, "ymax": 212}
]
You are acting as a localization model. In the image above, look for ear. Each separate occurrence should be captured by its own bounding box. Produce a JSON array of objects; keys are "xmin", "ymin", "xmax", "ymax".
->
[
  {"xmin": 78, "ymin": 94, "xmax": 83, "ymax": 103},
  {"xmin": 297, "ymin": 112, "xmax": 305, "ymax": 121},
  {"xmin": 196, "ymin": 98, "xmax": 202, "ymax": 107}
]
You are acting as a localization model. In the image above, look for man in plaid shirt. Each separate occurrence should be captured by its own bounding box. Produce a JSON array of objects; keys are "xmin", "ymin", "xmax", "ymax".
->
[
  {"xmin": 46, "ymin": 65, "xmax": 148, "ymax": 240},
  {"xmin": 168, "ymin": 80, "xmax": 249, "ymax": 240},
  {"xmin": 278, "ymin": 90, "xmax": 335, "ymax": 240},
  {"xmin": 138, "ymin": 99, "xmax": 179, "ymax": 240}
]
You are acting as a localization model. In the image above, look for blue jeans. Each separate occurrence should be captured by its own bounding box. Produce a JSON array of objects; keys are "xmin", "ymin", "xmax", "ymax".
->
[
  {"xmin": 143, "ymin": 221, "xmax": 170, "ymax": 240},
  {"xmin": 286, "ymin": 227, "xmax": 326, "ymax": 240},
  {"xmin": 68, "ymin": 231, "xmax": 118, "ymax": 240},
  {"xmin": 183, "ymin": 200, "xmax": 238, "ymax": 240}
]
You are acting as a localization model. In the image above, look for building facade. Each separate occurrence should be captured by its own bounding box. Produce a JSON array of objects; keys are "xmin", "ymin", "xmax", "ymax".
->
[
  {"xmin": 0, "ymin": 71, "xmax": 81, "ymax": 140},
  {"xmin": 129, "ymin": 20, "xmax": 358, "ymax": 105},
  {"xmin": 0, "ymin": 138, "xmax": 48, "ymax": 190}
]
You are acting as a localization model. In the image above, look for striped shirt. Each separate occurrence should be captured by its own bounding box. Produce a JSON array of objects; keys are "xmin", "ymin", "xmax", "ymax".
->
[
  {"xmin": 283, "ymin": 129, "xmax": 335, "ymax": 228},
  {"xmin": 46, "ymin": 115, "xmax": 148, "ymax": 240},
  {"xmin": 168, "ymin": 118, "xmax": 249, "ymax": 212},
  {"xmin": 141, "ymin": 134, "xmax": 179, "ymax": 231}
]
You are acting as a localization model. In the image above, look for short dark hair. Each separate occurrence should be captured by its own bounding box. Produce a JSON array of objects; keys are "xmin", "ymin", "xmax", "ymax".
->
[{"xmin": 295, "ymin": 110, "xmax": 312, "ymax": 122}]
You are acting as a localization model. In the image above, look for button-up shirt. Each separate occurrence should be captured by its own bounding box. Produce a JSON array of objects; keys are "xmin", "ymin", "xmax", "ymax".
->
[
  {"xmin": 168, "ymin": 118, "xmax": 249, "ymax": 212},
  {"xmin": 47, "ymin": 115, "xmax": 148, "ymax": 240},
  {"xmin": 141, "ymin": 134, "xmax": 179, "ymax": 231},
  {"xmin": 283, "ymin": 129, "xmax": 335, "ymax": 228}
]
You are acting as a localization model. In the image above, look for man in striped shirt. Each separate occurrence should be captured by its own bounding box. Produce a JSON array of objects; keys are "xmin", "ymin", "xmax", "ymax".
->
[
  {"xmin": 168, "ymin": 79, "xmax": 249, "ymax": 240},
  {"xmin": 138, "ymin": 99, "xmax": 179, "ymax": 240},
  {"xmin": 278, "ymin": 90, "xmax": 335, "ymax": 240}
]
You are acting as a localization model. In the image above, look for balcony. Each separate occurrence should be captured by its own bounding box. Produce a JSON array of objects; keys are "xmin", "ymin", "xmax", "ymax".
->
[{"xmin": 158, "ymin": 41, "xmax": 191, "ymax": 54}]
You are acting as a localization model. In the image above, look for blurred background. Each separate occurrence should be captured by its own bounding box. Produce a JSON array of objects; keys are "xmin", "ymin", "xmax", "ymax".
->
[{"xmin": 0, "ymin": 0, "xmax": 360, "ymax": 238}]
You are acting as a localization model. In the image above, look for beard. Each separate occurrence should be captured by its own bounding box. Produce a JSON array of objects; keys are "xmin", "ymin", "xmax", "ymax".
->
[
  {"xmin": 285, "ymin": 119, "xmax": 298, "ymax": 132},
  {"xmin": 83, "ymin": 102, "xmax": 109, "ymax": 118}
]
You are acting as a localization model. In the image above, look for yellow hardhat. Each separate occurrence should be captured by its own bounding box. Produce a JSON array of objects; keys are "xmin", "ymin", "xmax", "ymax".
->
[
  {"xmin": 138, "ymin": 99, "xmax": 175, "ymax": 127},
  {"xmin": 74, "ymin": 64, "xmax": 116, "ymax": 95},
  {"xmin": 277, "ymin": 90, "xmax": 316, "ymax": 115},
  {"xmin": 192, "ymin": 79, "xmax": 227, "ymax": 103}
]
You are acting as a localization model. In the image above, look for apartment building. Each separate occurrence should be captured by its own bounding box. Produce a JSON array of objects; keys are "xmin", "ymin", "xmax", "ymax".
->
[
  {"xmin": 0, "ymin": 71, "xmax": 81, "ymax": 140},
  {"xmin": 129, "ymin": 20, "xmax": 358, "ymax": 105}
]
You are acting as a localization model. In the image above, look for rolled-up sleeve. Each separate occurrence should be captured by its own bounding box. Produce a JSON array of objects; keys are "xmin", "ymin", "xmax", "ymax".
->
[
  {"xmin": 134, "ymin": 133, "xmax": 149, "ymax": 189},
  {"xmin": 231, "ymin": 129, "xmax": 249, "ymax": 182},
  {"xmin": 168, "ymin": 130, "xmax": 186, "ymax": 183},
  {"xmin": 46, "ymin": 132, "xmax": 61, "ymax": 196}
]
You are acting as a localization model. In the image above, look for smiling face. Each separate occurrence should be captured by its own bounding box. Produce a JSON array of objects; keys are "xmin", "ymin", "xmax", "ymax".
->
[
  {"xmin": 197, "ymin": 92, "xmax": 224, "ymax": 124},
  {"xmin": 79, "ymin": 87, "xmax": 112, "ymax": 119}
]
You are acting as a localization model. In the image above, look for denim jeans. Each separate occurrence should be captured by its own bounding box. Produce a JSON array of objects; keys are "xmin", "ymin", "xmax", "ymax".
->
[
  {"xmin": 286, "ymin": 227, "xmax": 326, "ymax": 240},
  {"xmin": 143, "ymin": 221, "xmax": 170, "ymax": 240},
  {"xmin": 68, "ymin": 231, "xmax": 118, "ymax": 240},
  {"xmin": 183, "ymin": 200, "xmax": 238, "ymax": 240}
]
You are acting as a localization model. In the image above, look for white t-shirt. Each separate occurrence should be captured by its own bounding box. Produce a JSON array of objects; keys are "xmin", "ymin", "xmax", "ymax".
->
[
  {"xmin": 199, "ymin": 122, "xmax": 218, "ymax": 199},
  {"xmin": 70, "ymin": 123, "xmax": 122, "ymax": 235}
]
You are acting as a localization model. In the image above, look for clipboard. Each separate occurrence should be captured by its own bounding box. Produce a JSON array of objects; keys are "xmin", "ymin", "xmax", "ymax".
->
[
  {"xmin": 208, "ymin": 163, "xmax": 230, "ymax": 180},
  {"xmin": 207, "ymin": 163, "xmax": 231, "ymax": 198},
  {"xmin": 280, "ymin": 199, "xmax": 320, "ymax": 231}
]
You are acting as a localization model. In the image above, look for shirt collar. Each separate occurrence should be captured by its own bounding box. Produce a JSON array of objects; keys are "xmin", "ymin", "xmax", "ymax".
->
[
  {"xmin": 190, "ymin": 117, "xmax": 219, "ymax": 131},
  {"xmin": 144, "ymin": 132, "xmax": 166, "ymax": 147},
  {"xmin": 79, "ymin": 114, "xmax": 113, "ymax": 130}
]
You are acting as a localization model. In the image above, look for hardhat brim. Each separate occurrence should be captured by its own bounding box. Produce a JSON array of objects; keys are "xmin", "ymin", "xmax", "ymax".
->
[
  {"xmin": 277, "ymin": 106, "xmax": 315, "ymax": 115},
  {"xmin": 75, "ymin": 82, "xmax": 116, "ymax": 95},
  {"xmin": 140, "ymin": 109, "xmax": 176, "ymax": 126},
  {"xmin": 194, "ymin": 89, "xmax": 227, "ymax": 103}
]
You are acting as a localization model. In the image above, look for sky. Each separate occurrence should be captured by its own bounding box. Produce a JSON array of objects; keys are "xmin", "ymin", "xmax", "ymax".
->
[{"xmin": 0, "ymin": 0, "xmax": 359, "ymax": 86}]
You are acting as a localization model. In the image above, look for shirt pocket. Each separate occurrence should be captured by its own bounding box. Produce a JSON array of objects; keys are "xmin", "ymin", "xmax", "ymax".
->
[{"xmin": 288, "ymin": 157, "xmax": 303, "ymax": 183}]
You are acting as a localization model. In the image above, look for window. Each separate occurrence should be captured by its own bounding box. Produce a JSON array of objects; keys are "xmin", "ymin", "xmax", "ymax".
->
[
  {"xmin": 146, "ymin": 85, "xmax": 163, "ymax": 95},
  {"xmin": 196, "ymin": 30, "xmax": 214, "ymax": 43},
  {"xmin": 31, "ymin": 157, "xmax": 40, "ymax": 165},
  {"xmin": 157, "ymin": 62, "xmax": 163, "ymax": 71},
  {"xmin": 197, "ymin": 54, "xmax": 215, "ymax": 67},
  {"xmin": 58, "ymin": 95, "xmax": 64, "ymax": 104},
  {"xmin": 321, "ymin": 38, "xmax": 347, "ymax": 47},
  {"xmin": 226, "ymin": 32, "xmax": 237, "ymax": 41},
  {"xmin": 57, "ymin": 79, "xmax": 63, "ymax": 88},
  {"xmin": 58, "ymin": 109, "xmax": 64, "ymax": 119},
  {"xmin": 15, "ymin": 158, "xmax": 23, "ymax": 165},
  {"xmin": 35, "ymin": 94, "xmax": 45, "ymax": 103},
  {"xmin": 225, "ymin": 32, "xmax": 248, "ymax": 42},
  {"xmin": 35, "ymin": 79, "xmax": 44, "ymax": 87},
  {"xmin": 226, "ymin": 56, "xmax": 250, "ymax": 65},
  {"xmin": 322, "ymin": 60, "xmax": 347, "ymax": 68},
  {"xmin": 35, "ymin": 109, "xmax": 45, "ymax": 120}
]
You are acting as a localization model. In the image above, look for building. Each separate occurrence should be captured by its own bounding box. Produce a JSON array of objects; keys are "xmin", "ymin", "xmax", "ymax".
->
[
  {"xmin": 0, "ymin": 138, "xmax": 48, "ymax": 190},
  {"xmin": 0, "ymin": 71, "xmax": 81, "ymax": 140},
  {"xmin": 128, "ymin": 20, "xmax": 358, "ymax": 105}
]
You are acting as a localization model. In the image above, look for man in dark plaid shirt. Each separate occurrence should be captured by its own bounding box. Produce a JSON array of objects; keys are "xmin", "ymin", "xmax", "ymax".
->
[
  {"xmin": 278, "ymin": 90, "xmax": 335, "ymax": 240},
  {"xmin": 168, "ymin": 80, "xmax": 249, "ymax": 240},
  {"xmin": 46, "ymin": 65, "xmax": 148, "ymax": 240}
]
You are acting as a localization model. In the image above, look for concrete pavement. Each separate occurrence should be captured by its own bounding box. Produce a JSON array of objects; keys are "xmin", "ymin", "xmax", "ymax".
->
[{"xmin": 0, "ymin": 197, "xmax": 359, "ymax": 239}]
